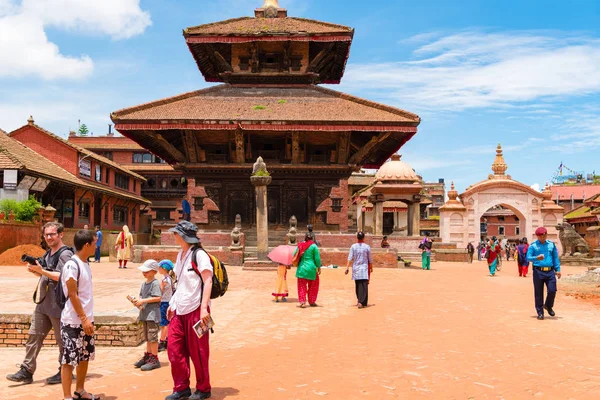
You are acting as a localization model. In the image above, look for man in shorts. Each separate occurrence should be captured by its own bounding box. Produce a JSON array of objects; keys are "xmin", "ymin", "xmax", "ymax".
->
[{"xmin": 60, "ymin": 229, "xmax": 98, "ymax": 400}]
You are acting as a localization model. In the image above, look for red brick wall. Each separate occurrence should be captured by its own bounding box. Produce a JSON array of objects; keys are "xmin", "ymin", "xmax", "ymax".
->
[
  {"xmin": 0, "ymin": 221, "xmax": 41, "ymax": 254},
  {"xmin": 316, "ymin": 179, "xmax": 349, "ymax": 231},
  {"xmin": 320, "ymin": 249, "xmax": 398, "ymax": 268},
  {"xmin": 112, "ymin": 151, "xmax": 134, "ymax": 164},
  {"xmin": 12, "ymin": 126, "xmax": 79, "ymax": 175},
  {"xmin": 135, "ymin": 246, "xmax": 244, "ymax": 266},
  {"xmin": 187, "ymin": 179, "xmax": 219, "ymax": 224},
  {"xmin": 73, "ymin": 189, "xmax": 140, "ymax": 231},
  {"xmin": 161, "ymin": 231, "xmax": 243, "ymax": 247},
  {"xmin": 0, "ymin": 315, "xmax": 144, "ymax": 347},
  {"xmin": 585, "ymin": 227, "xmax": 600, "ymax": 250}
]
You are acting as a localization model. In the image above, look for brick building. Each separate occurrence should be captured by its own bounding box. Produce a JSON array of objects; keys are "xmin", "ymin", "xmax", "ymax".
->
[
  {"xmin": 4, "ymin": 118, "xmax": 149, "ymax": 231},
  {"xmin": 68, "ymin": 132, "xmax": 187, "ymax": 230},
  {"xmin": 564, "ymin": 193, "xmax": 600, "ymax": 237},
  {"xmin": 480, "ymin": 206, "xmax": 522, "ymax": 241},
  {"xmin": 550, "ymin": 184, "xmax": 600, "ymax": 213}
]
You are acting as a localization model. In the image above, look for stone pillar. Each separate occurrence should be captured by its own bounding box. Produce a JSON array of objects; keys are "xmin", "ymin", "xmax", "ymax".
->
[
  {"xmin": 374, "ymin": 201, "xmax": 384, "ymax": 236},
  {"xmin": 412, "ymin": 203, "xmax": 421, "ymax": 237},
  {"xmin": 251, "ymin": 176, "xmax": 271, "ymax": 260},
  {"xmin": 407, "ymin": 202, "xmax": 420, "ymax": 237},
  {"xmin": 356, "ymin": 203, "xmax": 362, "ymax": 233}
]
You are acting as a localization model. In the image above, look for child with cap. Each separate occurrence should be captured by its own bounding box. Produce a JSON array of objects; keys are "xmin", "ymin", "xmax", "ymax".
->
[
  {"xmin": 158, "ymin": 259, "xmax": 176, "ymax": 352},
  {"xmin": 132, "ymin": 259, "xmax": 162, "ymax": 371}
]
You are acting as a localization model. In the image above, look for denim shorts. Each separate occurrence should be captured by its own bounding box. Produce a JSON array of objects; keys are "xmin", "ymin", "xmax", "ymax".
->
[{"xmin": 160, "ymin": 301, "xmax": 170, "ymax": 326}]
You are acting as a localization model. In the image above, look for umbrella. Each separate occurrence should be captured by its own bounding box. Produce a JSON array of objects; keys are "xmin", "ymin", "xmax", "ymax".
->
[{"xmin": 267, "ymin": 245, "xmax": 297, "ymax": 266}]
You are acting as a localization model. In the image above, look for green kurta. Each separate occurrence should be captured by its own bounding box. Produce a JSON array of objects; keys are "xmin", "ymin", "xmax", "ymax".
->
[{"xmin": 295, "ymin": 244, "xmax": 321, "ymax": 281}]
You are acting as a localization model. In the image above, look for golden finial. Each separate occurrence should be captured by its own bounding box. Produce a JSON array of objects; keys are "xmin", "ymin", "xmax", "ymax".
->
[
  {"xmin": 491, "ymin": 143, "xmax": 507, "ymax": 177},
  {"xmin": 262, "ymin": 0, "xmax": 279, "ymax": 7}
]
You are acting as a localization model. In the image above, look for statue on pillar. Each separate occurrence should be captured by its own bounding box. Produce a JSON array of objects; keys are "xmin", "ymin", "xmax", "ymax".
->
[
  {"xmin": 235, "ymin": 214, "xmax": 242, "ymax": 229},
  {"xmin": 289, "ymin": 215, "xmax": 297, "ymax": 229},
  {"xmin": 230, "ymin": 226, "xmax": 243, "ymax": 250}
]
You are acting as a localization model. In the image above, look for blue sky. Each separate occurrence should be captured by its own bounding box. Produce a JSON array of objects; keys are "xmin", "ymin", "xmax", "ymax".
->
[{"xmin": 1, "ymin": 0, "xmax": 599, "ymax": 192}]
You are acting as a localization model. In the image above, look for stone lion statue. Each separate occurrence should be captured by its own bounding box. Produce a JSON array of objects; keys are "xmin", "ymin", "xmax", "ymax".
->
[
  {"xmin": 287, "ymin": 226, "xmax": 298, "ymax": 245},
  {"xmin": 252, "ymin": 156, "xmax": 267, "ymax": 175},
  {"xmin": 556, "ymin": 222, "xmax": 590, "ymax": 256}
]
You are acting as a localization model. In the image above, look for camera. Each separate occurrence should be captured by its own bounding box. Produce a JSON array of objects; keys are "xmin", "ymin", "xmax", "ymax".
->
[{"xmin": 21, "ymin": 254, "xmax": 47, "ymax": 269}]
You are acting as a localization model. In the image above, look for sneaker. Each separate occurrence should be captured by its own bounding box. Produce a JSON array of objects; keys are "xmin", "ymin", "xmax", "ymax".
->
[
  {"xmin": 141, "ymin": 354, "xmax": 161, "ymax": 371},
  {"xmin": 45, "ymin": 369, "xmax": 62, "ymax": 385},
  {"xmin": 158, "ymin": 341, "xmax": 167, "ymax": 352},
  {"xmin": 190, "ymin": 390, "xmax": 212, "ymax": 400},
  {"xmin": 166, "ymin": 388, "xmax": 192, "ymax": 400},
  {"xmin": 134, "ymin": 352, "xmax": 149, "ymax": 368},
  {"xmin": 6, "ymin": 365, "xmax": 33, "ymax": 384}
]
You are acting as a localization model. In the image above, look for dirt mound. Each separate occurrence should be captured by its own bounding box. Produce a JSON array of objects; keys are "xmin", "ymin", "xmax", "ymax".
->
[{"xmin": 0, "ymin": 244, "xmax": 45, "ymax": 266}]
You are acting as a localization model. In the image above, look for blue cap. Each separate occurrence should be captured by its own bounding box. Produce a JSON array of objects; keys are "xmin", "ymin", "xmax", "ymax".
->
[{"xmin": 158, "ymin": 259, "xmax": 174, "ymax": 271}]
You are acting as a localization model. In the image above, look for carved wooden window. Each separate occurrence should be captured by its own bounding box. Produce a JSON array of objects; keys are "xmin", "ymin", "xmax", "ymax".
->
[
  {"xmin": 78, "ymin": 201, "xmax": 90, "ymax": 220},
  {"xmin": 239, "ymin": 56, "xmax": 250, "ymax": 71},
  {"xmin": 113, "ymin": 206, "xmax": 128, "ymax": 224},
  {"xmin": 156, "ymin": 209, "xmax": 174, "ymax": 221},
  {"xmin": 498, "ymin": 226, "xmax": 505, "ymax": 236},
  {"xmin": 259, "ymin": 52, "xmax": 283, "ymax": 72},
  {"xmin": 193, "ymin": 197, "xmax": 205, "ymax": 210},
  {"xmin": 331, "ymin": 197, "xmax": 343, "ymax": 212},
  {"xmin": 290, "ymin": 55, "xmax": 302, "ymax": 71}
]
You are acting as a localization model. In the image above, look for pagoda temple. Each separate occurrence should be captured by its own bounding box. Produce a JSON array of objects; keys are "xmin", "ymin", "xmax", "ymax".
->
[{"xmin": 111, "ymin": 0, "xmax": 420, "ymax": 230}]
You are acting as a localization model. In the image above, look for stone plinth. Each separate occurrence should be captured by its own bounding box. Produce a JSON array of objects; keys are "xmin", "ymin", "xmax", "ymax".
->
[
  {"xmin": 132, "ymin": 245, "xmax": 244, "ymax": 266},
  {"xmin": 251, "ymin": 175, "xmax": 271, "ymax": 260}
]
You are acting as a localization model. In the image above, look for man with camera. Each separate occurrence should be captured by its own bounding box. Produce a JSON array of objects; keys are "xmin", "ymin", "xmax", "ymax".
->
[{"xmin": 6, "ymin": 222, "xmax": 73, "ymax": 385}]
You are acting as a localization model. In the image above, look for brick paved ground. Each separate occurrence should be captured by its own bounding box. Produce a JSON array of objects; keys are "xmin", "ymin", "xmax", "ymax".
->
[{"xmin": 1, "ymin": 260, "xmax": 599, "ymax": 399}]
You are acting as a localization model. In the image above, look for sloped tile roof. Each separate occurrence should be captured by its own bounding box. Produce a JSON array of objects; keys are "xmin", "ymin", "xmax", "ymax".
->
[
  {"xmin": 185, "ymin": 17, "xmax": 353, "ymax": 36},
  {"xmin": 551, "ymin": 184, "xmax": 600, "ymax": 201},
  {"xmin": 10, "ymin": 124, "xmax": 145, "ymax": 181},
  {"xmin": 0, "ymin": 132, "xmax": 149, "ymax": 204},
  {"xmin": 111, "ymin": 84, "xmax": 420, "ymax": 125}
]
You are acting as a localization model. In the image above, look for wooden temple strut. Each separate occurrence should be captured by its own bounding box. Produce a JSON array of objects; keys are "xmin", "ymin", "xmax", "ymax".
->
[
  {"xmin": 76, "ymin": 190, "xmax": 90, "ymax": 205},
  {"xmin": 348, "ymin": 132, "xmax": 391, "ymax": 166},
  {"xmin": 144, "ymin": 130, "xmax": 186, "ymax": 162}
]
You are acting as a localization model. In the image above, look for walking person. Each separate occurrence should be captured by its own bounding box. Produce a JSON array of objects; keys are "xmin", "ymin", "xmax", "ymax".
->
[
  {"xmin": 477, "ymin": 242, "xmax": 483, "ymax": 261},
  {"xmin": 272, "ymin": 264, "xmax": 289, "ymax": 302},
  {"xmin": 419, "ymin": 233, "xmax": 432, "ymax": 270},
  {"xmin": 486, "ymin": 237, "xmax": 501, "ymax": 277},
  {"xmin": 166, "ymin": 221, "xmax": 213, "ymax": 400},
  {"xmin": 345, "ymin": 232, "xmax": 372, "ymax": 308},
  {"xmin": 94, "ymin": 226, "xmax": 102, "ymax": 263},
  {"xmin": 132, "ymin": 260, "xmax": 162, "ymax": 371},
  {"xmin": 115, "ymin": 225, "xmax": 134, "ymax": 269},
  {"xmin": 60, "ymin": 229, "xmax": 98, "ymax": 400},
  {"xmin": 466, "ymin": 242, "xmax": 475, "ymax": 263},
  {"xmin": 6, "ymin": 222, "xmax": 73, "ymax": 385},
  {"xmin": 294, "ymin": 232, "xmax": 321, "ymax": 308},
  {"xmin": 527, "ymin": 227, "xmax": 561, "ymax": 320},
  {"xmin": 517, "ymin": 238, "xmax": 530, "ymax": 277}
]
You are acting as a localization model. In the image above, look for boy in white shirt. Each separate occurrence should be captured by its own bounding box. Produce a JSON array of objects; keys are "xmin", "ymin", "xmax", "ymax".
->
[
  {"xmin": 60, "ymin": 229, "xmax": 97, "ymax": 400},
  {"xmin": 165, "ymin": 221, "xmax": 213, "ymax": 400}
]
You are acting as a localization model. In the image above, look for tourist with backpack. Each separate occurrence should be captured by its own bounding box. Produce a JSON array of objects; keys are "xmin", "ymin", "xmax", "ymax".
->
[
  {"xmin": 59, "ymin": 229, "xmax": 98, "ymax": 400},
  {"xmin": 6, "ymin": 222, "xmax": 73, "ymax": 386},
  {"xmin": 165, "ymin": 221, "xmax": 214, "ymax": 400},
  {"xmin": 517, "ymin": 238, "xmax": 530, "ymax": 277},
  {"xmin": 419, "ymin": 233, "xmax": 433, "ymax": 270}
]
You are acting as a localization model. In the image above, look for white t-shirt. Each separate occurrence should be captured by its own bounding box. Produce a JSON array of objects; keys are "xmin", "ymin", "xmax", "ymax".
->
[
  {"xmin": 61, "ymin": 255, "xmax": 94, "ymax": 325},
  {"xmin": 169, "ymin": 247, "xmax": 213, "ymax": 316}
]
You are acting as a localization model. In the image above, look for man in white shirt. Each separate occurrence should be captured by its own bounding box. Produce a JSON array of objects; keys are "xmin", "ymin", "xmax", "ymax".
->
[
  {"xmin": 165, "ymin": 221, "xmax": 213, "ymax": 400},
  {"xmin": 60, "ymin": 230, "xmax": 97, "ymax": 400}
]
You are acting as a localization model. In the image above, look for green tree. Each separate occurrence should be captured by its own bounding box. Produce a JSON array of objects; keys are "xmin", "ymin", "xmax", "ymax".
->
[
  {"xmin": 0, "ymin": 196, "xmax": 42, "ymax": 221},
  {"xmin": 78, "ymin": 124, "xmax": 89, "ymax": 136}
]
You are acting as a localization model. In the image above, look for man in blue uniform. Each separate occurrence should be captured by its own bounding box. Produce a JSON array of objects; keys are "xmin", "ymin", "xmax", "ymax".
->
[{"xmin": 526, "ymin": 227, "xmax": 561, "ymax": 320}]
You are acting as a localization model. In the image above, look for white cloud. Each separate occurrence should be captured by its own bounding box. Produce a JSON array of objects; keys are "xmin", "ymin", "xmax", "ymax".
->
[
  {"xmin": 342, "ymin": 30, "xmax": 600, "ymax": 111},
  {"xmin": 531, "ymin": 183, "xmax": 541, "ymax": 192},
  {"xmin": 0, "ymin": 0, "xmax": 151, "ymax": 80}
]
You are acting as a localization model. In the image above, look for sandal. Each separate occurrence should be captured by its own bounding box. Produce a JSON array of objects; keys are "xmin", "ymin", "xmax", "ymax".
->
[
  {"xmin": 74, "ymin": 389, "xmax": 99, "ymax": 400},
  {"xmin": 299, "ymin": 303, "xmax": 306, "ymax": 308}
]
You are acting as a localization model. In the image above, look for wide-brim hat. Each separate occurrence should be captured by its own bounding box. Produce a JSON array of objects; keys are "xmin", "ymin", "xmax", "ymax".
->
[
  {"xmin": 168, "ymin": 221, "xmax": 200, "ymax": 244},
  {"xmin": 139, "ymin": 259, "xmax": 159, "ymax": 272}
]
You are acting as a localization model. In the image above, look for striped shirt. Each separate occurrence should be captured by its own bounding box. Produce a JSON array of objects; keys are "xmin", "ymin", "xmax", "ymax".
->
[{"xmin": 348, "ymin": 242, "xmax": 372, "ymax": 280}]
